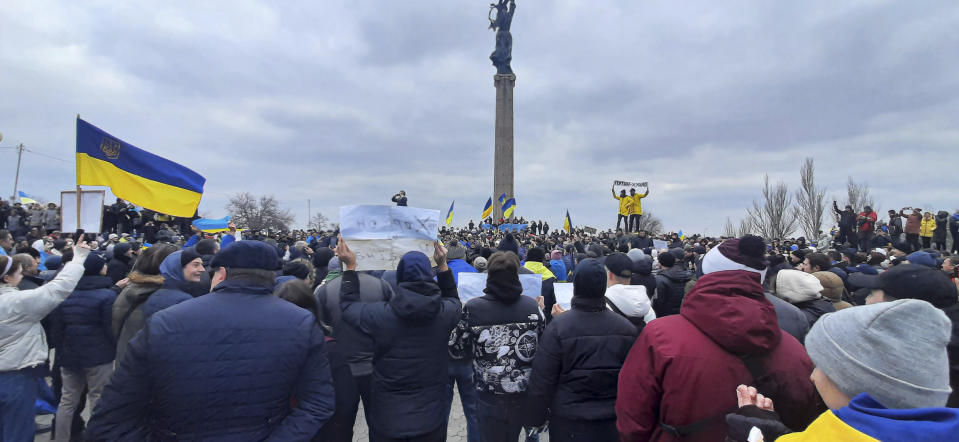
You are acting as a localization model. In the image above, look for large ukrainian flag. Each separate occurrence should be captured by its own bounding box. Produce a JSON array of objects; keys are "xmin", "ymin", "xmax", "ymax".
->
[{"xmin": 76, "ymin": 117, "xmax": 205, "ymax": 217}]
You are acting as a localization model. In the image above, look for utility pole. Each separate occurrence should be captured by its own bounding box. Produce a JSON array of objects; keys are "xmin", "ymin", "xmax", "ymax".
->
[
  {"xmin": 307, "ymin": 198, "xmax": 311, "ymax": 230},
  {"xmin": 12, "ymin": 143, "xmax": 24, "ymax": 200}
]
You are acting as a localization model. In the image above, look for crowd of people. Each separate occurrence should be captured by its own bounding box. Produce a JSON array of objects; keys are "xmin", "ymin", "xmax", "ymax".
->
[{"xmin": 1, "ymin": 196, "xmax": 958, "ymax": 441}]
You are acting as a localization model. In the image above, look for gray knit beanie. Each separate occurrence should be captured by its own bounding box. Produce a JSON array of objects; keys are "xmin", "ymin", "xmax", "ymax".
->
[{"xmin": 805, "ymin": 299, "xmax": 952, "ymax": 409}]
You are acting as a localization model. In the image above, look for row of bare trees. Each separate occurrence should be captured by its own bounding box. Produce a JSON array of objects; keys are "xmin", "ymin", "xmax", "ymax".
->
[
  {"xmin": 724, "ymin": 158, "xmax": 876, "ymax": 240},
  {"xmin": 225, "ymin": 192, "xmax": 331, "ymax": 232}
]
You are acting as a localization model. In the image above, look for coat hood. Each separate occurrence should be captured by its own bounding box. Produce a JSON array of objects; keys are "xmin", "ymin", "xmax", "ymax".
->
[
  {"xmin": 159, "ymin": 251, "xmax": 187, "ymax": 288},
  {"xmin": 833, "ymin": 393, "xmax": 959, "ymax": 440},
  {"xmin": 390, "ymin": 252, "xmax": 442, "ymax": 321},
  {"xmin": 396, "ymin": 251, "xmax": 433, "ymax": 283},
  {"xmin": 775, "ymin": 269, "xmax": 824, "ymax": 304},
  {"xmin": 660, "ymin": 264, "xmax": 692, "ymax": 282},
  {"xmin": 605, "ymin": 284, "xmax": 652, "ymax": 318},
  {"xmin": 391, "ymin": 280, "xmax": 442, "ymax": 322},
  {"xmin": 681, "ymin": 270, "xmax": 781, "ymax": 355},
  {"xmin": 76, "ymin": 274, "xmax": 115, "ymax": 291}
]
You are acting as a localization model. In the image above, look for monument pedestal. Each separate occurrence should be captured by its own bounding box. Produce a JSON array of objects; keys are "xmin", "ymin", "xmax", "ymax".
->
[{"xmin": 493, "ymin": 73, "xmax": 516, "ymax": 222}]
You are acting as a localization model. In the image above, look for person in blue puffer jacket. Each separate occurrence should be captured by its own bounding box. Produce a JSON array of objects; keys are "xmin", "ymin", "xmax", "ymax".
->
[
  {"xmin": 50, "ymin": 253, "xmax": 118, "ymax": 442},
  {"xmin": 87, "ymin": 241, "xmax": 335, "ymax": 441}
]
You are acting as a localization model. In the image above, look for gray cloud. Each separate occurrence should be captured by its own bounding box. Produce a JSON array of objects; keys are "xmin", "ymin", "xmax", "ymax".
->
[{"xmin": 1, "ymin": 1, "xmax": 957, "ymax": 236}]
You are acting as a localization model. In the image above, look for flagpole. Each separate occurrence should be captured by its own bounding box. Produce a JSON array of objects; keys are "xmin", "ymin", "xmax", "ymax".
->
[{"xmin": 76, "ymin": 114, "xmax": 82, "ymax": 233}]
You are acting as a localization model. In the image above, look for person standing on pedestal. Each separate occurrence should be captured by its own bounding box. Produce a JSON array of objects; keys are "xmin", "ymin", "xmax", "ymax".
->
[
  {"xmin": 629, "ymin": 187, "xmax": 649, "ymax": 233},
  {"xmin": 612, "ymin": 188, "xmax": 633, "ymax": 231}
]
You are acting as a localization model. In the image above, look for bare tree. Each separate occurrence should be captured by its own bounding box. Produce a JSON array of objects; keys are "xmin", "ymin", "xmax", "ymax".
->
[
  {"xmin": 793, "ymin": 158, "xmax": 827, "ymax": 239},
  {"xmin": 635, "ymin": 211, "xmax": 664, "ymax": 236},
  {"xmin": 738, "ymin": 218, "xmax": 753, "ymax": 237},
  {"xmin": 226, "ymin": 192, "xmax": 295, "ymax": 232},
  {"xmin": 308, "ymin": 213, "xmax": 330, "ymax": 231},
  {"xmin": 723, "ymin": 217, "xmax": 737, "ymax": 238},
  {"xmin": 747, "ymin": 175, "xmax": 798, "ymax": 240}
]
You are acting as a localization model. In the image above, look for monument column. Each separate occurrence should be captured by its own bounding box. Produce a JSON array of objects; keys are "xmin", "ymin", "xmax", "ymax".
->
[{"xmin": 493, "ymin": 73, "xmax": 515, "ymax": 222}]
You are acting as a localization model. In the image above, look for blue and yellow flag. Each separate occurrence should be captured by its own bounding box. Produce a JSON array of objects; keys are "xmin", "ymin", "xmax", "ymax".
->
[
  {"xmin": 445, "ymin": 201, "xmax": 454, "ymax": 226},
  {"xmin": 76, "ymin": 118, "xmax": 205, "ymax": 217},
  {"xmin": 17, "ymin": 191, "xmax": 37, "ymax": 204},
  {"xmin": 503, "ymin": 198, "xmax": 516, "ymax": 218},
  {"xmin": 192, "ymin": 216, "xmax": 231, "ymax": 233},
  {"xmin": 498, "ymin": 193, "xmax": 507, "ymax": 204},
  {"xmin": 679, "ymin": 230, "xmax": 685, "ymax": 240},
  {"xmin": 564, "ymin": 210, "xmax": 572, "ymax": 233},
  {"xmin": 481, "ymin": 197, "xmax": 492, "ymax": 219}
]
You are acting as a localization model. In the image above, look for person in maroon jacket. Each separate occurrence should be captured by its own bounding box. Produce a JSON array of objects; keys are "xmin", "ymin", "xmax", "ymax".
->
[{"xmin": 615, "ymin": 235, "xmax": 820, "ymax": 441}]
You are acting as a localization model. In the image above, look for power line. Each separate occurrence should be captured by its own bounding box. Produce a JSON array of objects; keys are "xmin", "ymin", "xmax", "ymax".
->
[{"xmin": 22, "ymin": 147, "xmax": 72, "ymax": 163}]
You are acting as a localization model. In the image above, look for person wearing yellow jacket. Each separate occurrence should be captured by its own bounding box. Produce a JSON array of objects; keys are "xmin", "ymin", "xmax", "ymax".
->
[
  {"xmin": 628, "ymin": 187, "xmax": 649, "ymax": 233},
  {"xmin": 919, "ymin": 212, "xmax": 936, "ymax": 249},
  {"xmin": 725, "ymin": 298, "xmax": 958, "ymax": 441},
  {"xmin": 612, "ymin": 187, "xmax": 633, "ymax": 231}
]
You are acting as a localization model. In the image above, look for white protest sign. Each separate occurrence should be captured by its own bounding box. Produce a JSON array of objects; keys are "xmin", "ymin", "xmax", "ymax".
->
[
  {"xmin": 457, "ymin": 273, "xmax": 543, "ymax": 303},
  {"xmin": 340, "ymin": 205, "xmax": 441, "ymax": 271},
  {"xmin": 60, "ymin": 190, "xmax": 105, "ymax": 232},
  {"xmin": 653, "ymin": 240, "xmax": 669, "ymax": 250},
  {"xmin": 613, "ymin": 180, "xmax": 648, "ymax": 188},
  {"xmin": 553, "ymin": 283, "xmax": 573, "ymax": 310}
]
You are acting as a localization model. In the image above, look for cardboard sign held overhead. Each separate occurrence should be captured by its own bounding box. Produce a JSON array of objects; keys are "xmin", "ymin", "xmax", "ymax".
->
[
  {"xmin": 340, "ymin": 205, "xmax": 441, "ymax": 271},
  {"xmin": 60, "ymin": 190, "xmax": 105, "ymax": 232}
]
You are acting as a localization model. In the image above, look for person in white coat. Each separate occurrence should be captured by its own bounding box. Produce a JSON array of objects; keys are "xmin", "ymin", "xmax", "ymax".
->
[
  {"xmin": 0, "ymin": 240, "xmax": 91, "ymax": 441},
  {"xmin": 603, "ymin": 253, "xmax": 656, "ymax": 334}
]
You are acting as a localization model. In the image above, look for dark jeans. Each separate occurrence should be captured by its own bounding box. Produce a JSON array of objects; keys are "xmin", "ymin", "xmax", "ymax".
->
[
  {"xmin": 548, "ymin": 417, "xmax": 618, "ymax": 442},
  {"xmin": 475, "ymin": 393, "xmax": 525, "ymax": 442},
  {"xmin": 616, "ymin": 214, "xmax": 628, "ymax": 230},
  {"xmin": 315, "ymin": 374, "xmax": 375, "ymax": 442},
  {"xmin": 374, "ymin": 424, "xmax": 446, "ymax": 442},
  {"xmin": 857, "ymin": 231, "xmax": 874, "ymax": 252},
  {"xmin": 951, "ymin": 229, "xmax": 959, "ymax": 253},
  {"xmin": 906, "ymin": 233, "xmax": 921, "ymax": 252},
  {"xmin": 0, "ymin": 369, "xmax": 39, "ymax": 442},
  {"xmin": 628, "ymin": 214, "xmax": 641, "ymax": 233},
  {"xmin": 922, "ymin": 236, "xmax": 932, "ymax": 249},
  {"xmin": 444, "ymin": 359, "xmax": 479, "ymax": 442}
]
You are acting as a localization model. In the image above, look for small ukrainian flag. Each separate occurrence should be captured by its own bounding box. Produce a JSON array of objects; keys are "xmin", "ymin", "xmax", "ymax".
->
[
  {"xmin": 17, "ymin": 191, "xmax": 37, "ymax": 204},
  {"xmin": 481, "ymin": 197, "xmax": 492, "ymax": 219},
  {"xmin": 445, "ymin": 201, "xmax": 454, "ymax": 226},
  {"xmin": 503, "ymin": 198, "xmax": 516, "ymax": 218}
]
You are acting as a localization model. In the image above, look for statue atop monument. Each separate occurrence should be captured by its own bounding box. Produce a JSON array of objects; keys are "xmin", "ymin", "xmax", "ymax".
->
[{"xmin": 488, "ymin": 0, "xmax": 516, "ymax": 75}]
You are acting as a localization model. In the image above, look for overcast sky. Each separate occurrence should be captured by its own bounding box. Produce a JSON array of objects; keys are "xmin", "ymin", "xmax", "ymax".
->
[{"xmin": 2, "ymin": 1, "xmax": 957, "ymax": 235}]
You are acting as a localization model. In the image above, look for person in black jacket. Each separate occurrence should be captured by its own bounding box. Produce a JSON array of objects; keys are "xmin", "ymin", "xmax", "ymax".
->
[
  {"xmin": 833, "ymin": 201, "xmax": 857, "ymax": 246},
  {"xmin": 336, "ymin": 239, "xmax": 461, "ymax": 442},
  {"xmin": 50, "ymin": 253, "xmax": 117, "ymax": 442},
  {"xmin": 106, "ymin": 242, "xmax": 135, "ymax": 284},
  {"xmin": 451, "ymin": 251, "xmax": 545, "ymax": 441},
  {"xmin": 653, "ymin": 252, "xmax": 692, "ymax": 317},
  {"xmin": 525, "ymin": 258, "xmax": 637, "ymax": 442}
]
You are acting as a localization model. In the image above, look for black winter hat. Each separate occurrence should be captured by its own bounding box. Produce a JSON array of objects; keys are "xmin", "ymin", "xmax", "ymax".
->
[
  {"xmin": 604, "ymin": 252, "xmax": 633, "ymax": 278},
  {"xmin": 572, "ymin": 258, "xmax": 607, "ymax": 299},
  {"xmin": 195, "ymin": 239, "xmax": 218, "ymax": 256},
  {"xmin": 526, "ymin": 247, "xmax": 546, "ymax": 263},
  {"xmin": 113, "ymin": 242, "xmax": 132, "ymax": 257},
  {"xmin": 210, "ymin": 241, "xmax": 281, "ymax": 270},
  {"xmin": 282, "ymin": 260, "xmax": 311, "ymax": 280},
  {"xmin": 497, "ymin": 233, "xmax": 519, "ymax": 256},
  {"xmin": 658, "ymin": 252, "xmax": 676, "ymax": 268},
  {"xmin": 83, "ymin": 253, "xmax": 107, "ymax": 276},
  {"xmin": 180, "ymin": 247, "xmax": 202, "ymax": 267}
]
